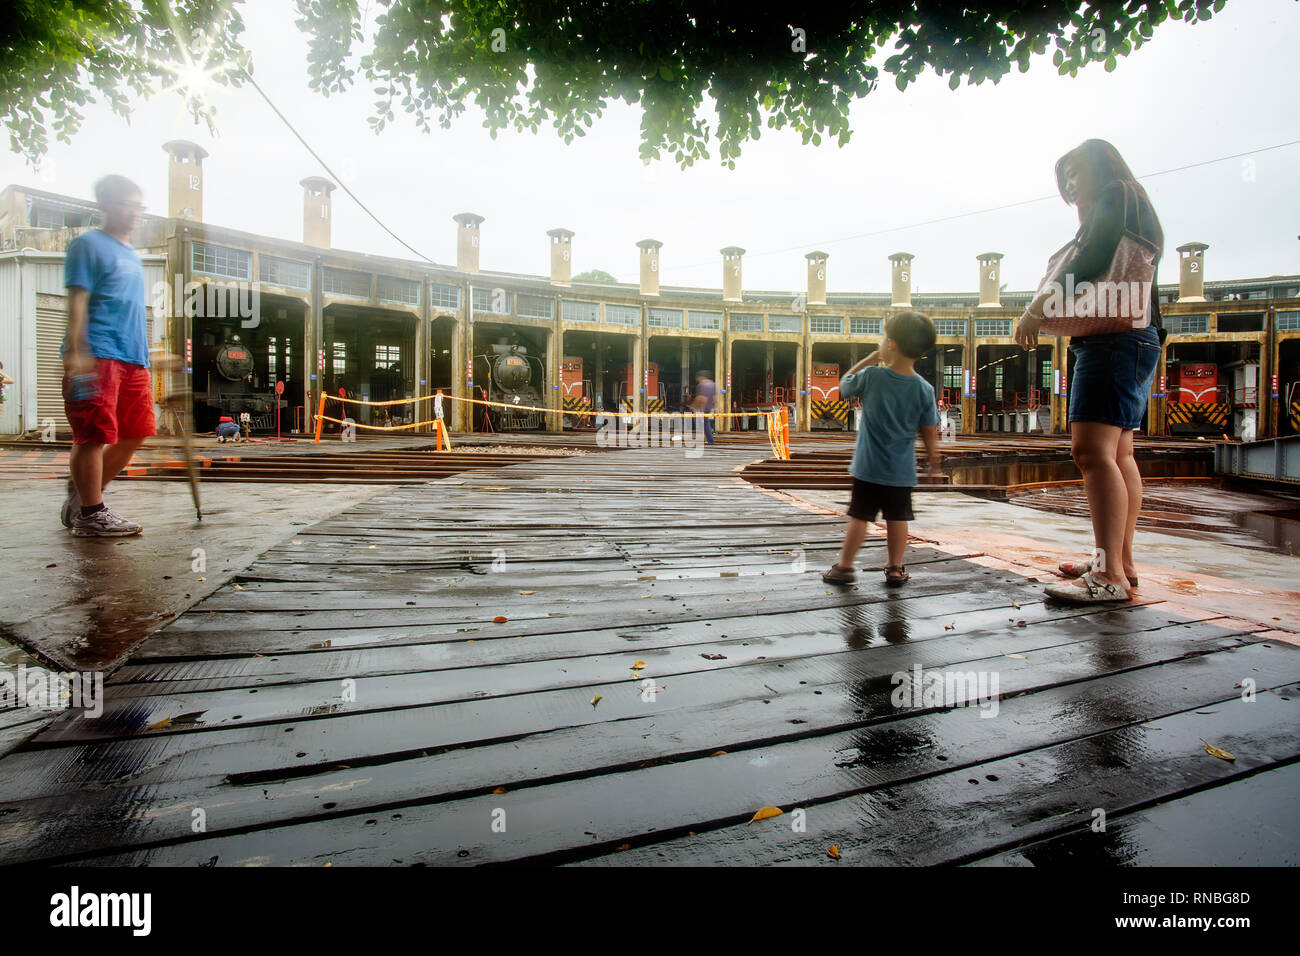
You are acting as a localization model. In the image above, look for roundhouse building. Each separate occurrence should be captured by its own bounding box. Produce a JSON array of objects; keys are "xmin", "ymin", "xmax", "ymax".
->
[{"xmin": 2, "ymin": 141, "xmax": 1298, "ymax": 440}]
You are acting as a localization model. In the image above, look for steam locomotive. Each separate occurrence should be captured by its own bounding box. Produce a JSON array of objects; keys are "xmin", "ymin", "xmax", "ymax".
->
[
  {"xmin": 193, "ymin": 331, "xmax": 284, "ymax": 432},
  {"xmin": 479, "ymin": 343, "xmax": 545, "ymax": 430}
]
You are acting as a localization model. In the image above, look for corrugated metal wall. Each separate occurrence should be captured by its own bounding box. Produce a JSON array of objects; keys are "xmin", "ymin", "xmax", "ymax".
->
[{"xmin": 0, "ymin": 257, "xmax": 21, "ymax": 435}]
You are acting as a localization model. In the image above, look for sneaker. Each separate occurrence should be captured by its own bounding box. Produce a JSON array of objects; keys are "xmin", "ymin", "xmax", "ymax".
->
[
  {"xmin": 822, "ymin": 564, "xmax": 856, "ymax": 585},
  {"xmin": 60, "ymin": 479, "xmax": 81, "ymax": 529},
  {"xmin": 71, "ymin": 507, "xmax": 143, "ymax": 537}
]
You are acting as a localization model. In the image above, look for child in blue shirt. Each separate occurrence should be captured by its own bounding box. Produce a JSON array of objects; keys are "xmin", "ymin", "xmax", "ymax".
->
[{"xmin": 823, "ymin": 310, "xmax": 942, "ymax": 587}]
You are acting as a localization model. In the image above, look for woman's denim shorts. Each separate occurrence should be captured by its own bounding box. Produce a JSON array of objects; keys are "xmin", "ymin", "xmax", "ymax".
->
[{"xmin": 1068, "ymin": 326, "xmax": 1161, "ymax": 430}]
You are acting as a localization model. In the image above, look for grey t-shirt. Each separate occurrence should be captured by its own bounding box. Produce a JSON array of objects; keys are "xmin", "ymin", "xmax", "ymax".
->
[{"xmin": 839, "ymin": 366, "xmax": 940, "ymax": 486}]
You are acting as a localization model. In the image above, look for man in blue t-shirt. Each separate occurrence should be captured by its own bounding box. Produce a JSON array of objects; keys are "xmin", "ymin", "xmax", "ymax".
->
[
  {"xmin": 691, "ymin": 371, "xmax": 718, "ymax": 445},
  {"xmin": 823, "ymin": 311, "xmax": 943, "ymax": 587},
  {"xmin": 59, "ymin": 174, "xmax": 156, "ymax": 537}
]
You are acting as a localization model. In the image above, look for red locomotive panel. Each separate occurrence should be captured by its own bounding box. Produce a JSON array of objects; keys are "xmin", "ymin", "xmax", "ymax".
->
[
  {"xmin": 810, "ymin": 364, "xmax": 840, "ymax": 402},
  {"xmin": 560, "ymin": 357, "xmax": 585, "ymax": 399},
  {"xmin": 1171, "ymin": 364, "xmax": 1219, "ymax": 403}
]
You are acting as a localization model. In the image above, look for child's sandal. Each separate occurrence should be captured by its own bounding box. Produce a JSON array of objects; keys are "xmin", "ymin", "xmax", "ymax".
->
[{"xmin": 884, "ymin": 565, "xmax": 910, "ymax": 586}]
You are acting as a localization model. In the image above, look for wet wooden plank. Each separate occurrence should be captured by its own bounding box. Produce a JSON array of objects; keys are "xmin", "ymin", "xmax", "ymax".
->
[{"xmin": 21, "ymin": 643, "xmax": 1295, "ymax": 866}]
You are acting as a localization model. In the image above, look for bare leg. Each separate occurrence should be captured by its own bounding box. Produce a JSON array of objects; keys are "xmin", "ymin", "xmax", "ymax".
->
[
  {"xmin": 69, "ymin": 443, "xmax": 105, "ymax": 508},
  {"xmin": 837, "ymin": 517, "xmax": 869, "ymax": 568},
  {"xmin": 885, "ymin": 520, "xmax": 908, "ymax": 567},
  {"xmin": 1116, "ymin": 429, "xmax": 1143, "ymax": 580},
  {"xmin": 100, "ymin": 437, "xmax": 146, "ymax": 490},
  {"xmin": 1070, "ymin": 422, "xmax": 1129, "ymax": 591}
]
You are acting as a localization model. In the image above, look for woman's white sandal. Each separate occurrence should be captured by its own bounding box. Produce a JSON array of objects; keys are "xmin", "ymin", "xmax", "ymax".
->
[{"xmin": 1043, "ymin": 572, "xmax": 1131, "ymax": 604}]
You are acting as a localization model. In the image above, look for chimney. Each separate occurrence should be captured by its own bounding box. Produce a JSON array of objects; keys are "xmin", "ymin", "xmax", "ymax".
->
[
  {"xmin": 163, "ymin": 140, "xmax": 208, "ymax": 221},
  {"xmin": 548, "ymin": 228, "xmax": 574, "ymax": 286},
  {"xmin": 300, "ymin": 176, "xmax": 335, "ymax": 248},
  {"xmin": 1176, "ymin": 242, "xmax": 1208, "ymax": 302},
  {"xmin": 454, "ymin": 212, "xmax": 484, "ymax": 273},
  {"xmin": 721, "ymin": 246, "xmax": 745, "ymax": 302},
  {"xmin": 638, "ymin": 238, "xmax": 662, "ymax": 296},
  {"xmin": 977, "ymin": 252, "xmax": 1003, "ymax": 308},
  {"xmin": 806, "ymin": 251, "xmax": 828, "ymax": 306},
  {"xmin": 889, "ymin": 252, "xmax": 914, "ymax": 307}
]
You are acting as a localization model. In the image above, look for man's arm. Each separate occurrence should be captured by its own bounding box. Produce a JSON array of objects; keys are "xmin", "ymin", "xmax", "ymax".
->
[
  {"xmin": 64, "ymin": 287, "xmax": 96, "ymax": 376},
  {"xmin": 844, "ymin": 350, "xmax": 882, "ymax": 376}
]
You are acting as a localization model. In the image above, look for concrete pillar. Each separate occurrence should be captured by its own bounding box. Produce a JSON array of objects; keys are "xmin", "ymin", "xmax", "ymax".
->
[
  {"xmin": 455, "ymin": 213, "xmax": 484, "ymax": 273},
  {"xmin": 638, "ymin": 239, "xmax": 662, "ymax": 297},
  {"xmin": 1177, "ymin": 242, "xmax": 1208, "ymax": 302},
  {"xmin": 977, "ymin": 252, "xmax": 1003, "ymax": 308},
  {"xmin": 300, "ymin": 177, "xmax": 335, "ymax": 249},
  {"xmin": 548, "ymin": 228, "xmax": 573, "ymax": 287},
  {"xmin": 806, "ymin": 251, "xmax": 828, "ymax": 306},
  {"xmin": 889, "ymin": 253, "xmax": 914, "ymax": 307},
  {"xmin": 163, "ymin": 140, "xmax": 207, "ymax": 221},
  {"xmin": 451, "ymin": 317, "xmax": 467, "ymax": 432},
  {"xmin": 721, "ymin": 246, "xmax": 744, "ymax": 302}
]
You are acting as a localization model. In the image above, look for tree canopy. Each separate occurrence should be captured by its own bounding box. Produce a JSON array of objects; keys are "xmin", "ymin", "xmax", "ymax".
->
[
  {"xmin": 572, "ymin": 269, "xmax": 618, "ymax": 283},
  {"xmin": 3, "ymin": 0, "xmax": 1229, "ymax": 168}
]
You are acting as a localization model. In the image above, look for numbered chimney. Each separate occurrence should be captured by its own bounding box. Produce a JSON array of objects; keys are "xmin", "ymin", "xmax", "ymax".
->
[
  {"xmin": 1177, "ymin": 242, "xmax": 1208, "ymax": 302},
  {"xmin": 454, "ymin": 213, "xmax": 485, "ymax": 273},
  {"xmin": 163, "ymin": 140, "xmax": 207, "ymax": 221},
  {"xmin": 300, "ymin": 176, "xmax": 335, "ymax": 248},
  {"xmin": 889, "ymin": 252, "xmax": 914, "ymax": 307},
  {"xmin": 806, "ymin": 251, "xmax": 828, "ymax": 306},
  {"xmin": 977, "ymin": 252, "xmax": 1003, "ymax": 308},
  {"xmin": 638, "ymin": 239, "xmax": 662, "ymax": 296},
  {"xmin": 548, "ymin": 228, "xmax": 574, "ymax": 287},
  {"xmin": 721, "ymin": 247, "xmax": 745, "ymax": 302}
]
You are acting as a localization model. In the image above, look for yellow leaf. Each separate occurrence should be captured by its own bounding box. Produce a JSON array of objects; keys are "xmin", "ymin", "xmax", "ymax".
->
[
  {"xmin": 492, "ymin": 786, "xmax": 507, "ymax": 794},
  {"xmin": 827, "ymin": 845, "xmax": 840, "ymax": 860},
  {"xmin": 591, "ymin": 694, "xmax": 602, "ymax": 707},
  {"xmin": 146, "ymin": 716, "xmax": 171, "ymax": 730},
  {"xmin": 748, "ymin": 806, "xmax": 784, "ymax": 824},
  {"xmin": 1201, "ymin": 738, "xmax": 1236, "ymax": 761},
  {"xmin": 632, "ymin": 660, "xmax": 647, "ymax": 669},
  {"xmin": 710, "ymin": 750, "xmax": 727, "ymax": 757}
]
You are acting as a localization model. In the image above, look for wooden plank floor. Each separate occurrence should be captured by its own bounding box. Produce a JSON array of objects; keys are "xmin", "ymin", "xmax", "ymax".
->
[{"xmin": 0, "ymin": 441, "xmax": 1297, "ymax": 866}]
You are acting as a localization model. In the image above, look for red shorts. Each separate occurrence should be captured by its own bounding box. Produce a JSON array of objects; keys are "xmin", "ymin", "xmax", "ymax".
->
[{"xmin": 64, "ymin": 358, "xmax": 157, "ymax": 445}]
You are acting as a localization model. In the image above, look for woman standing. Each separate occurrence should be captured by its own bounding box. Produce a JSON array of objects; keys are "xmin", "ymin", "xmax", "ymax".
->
[{"xmin": 1014, "ymin": 140, "xmax": 1165, "ymax": 603}]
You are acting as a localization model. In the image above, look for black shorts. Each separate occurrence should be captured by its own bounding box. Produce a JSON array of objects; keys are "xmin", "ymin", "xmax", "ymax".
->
[{"xmin": 847, "ymin": 478, "xmax": 914, "ymax": 523}]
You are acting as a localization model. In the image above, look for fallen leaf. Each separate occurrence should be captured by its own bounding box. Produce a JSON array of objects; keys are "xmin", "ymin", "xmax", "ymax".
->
[
  {"xmin": 492, "ymin": 786, "xmax": 507, "ymax": 794},
  {"xmin": 519, "ymin": 590, "xmax": 534, "ymax": 595},
  {"xmin": 749, "ymin": 806, "xmax": 784, "ymax": 824},
  {"xmin": 700, "ymin": 653, "xmax": 727, "ymax": 660},
  {"xmin": 1005, "ymin": 653, "xmax": 1027, "ymax": 659},
  {"xmin": 590, "ymin": 694, "xmax": 602, "ymax": 707},
  {"xmin": 147, "ymin": 716, "xmax": 172, "ymax": 730},
  {"xmin": 1011, "ymin": 600, "xmax": 1020, "ymax": 609},
  {"xmin": 493, "ymin": 615, "xmax": 508, "ymax": 623},
  {"xmin": 827, "ymin": 846, "xmax": 840, "ymax": 860},
  {"xmin": 631, "ymin": 660, "xmax": 648, "ymax": 669},
  {"xmin": 1016, "ymin": 620, "xmax": 1027, "ymax": 627},
  {"xmin": 944, "ymin": 623, "xmax": 956, "ymax": 631},
  {"xmin": 1201, "ymin": 738, "xmax": 1236, "ymax": 761},
  {"xmin": 368, "ymin": 545, "xmax": 376, "ymax": 549},
  {"xmin": 710, "ymin": 750, "xmax": 727, "ymax": 757},
  {"xmin": 617, "ymin": 843, "xmax": 631, "ymax": 851}
]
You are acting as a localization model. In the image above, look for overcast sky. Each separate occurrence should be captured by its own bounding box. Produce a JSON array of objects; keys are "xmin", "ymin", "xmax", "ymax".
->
[{"xmin": 4, "ymin": 0, "xmax": 1297, "ymax": 295}]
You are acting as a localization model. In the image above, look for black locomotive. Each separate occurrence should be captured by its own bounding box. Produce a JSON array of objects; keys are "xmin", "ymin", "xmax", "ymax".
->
[
  {"xmin": 193, "ymin": 331, "xmax": 284, "ymax": 432},
  {"xmin": 478, "ymin": 343, "xmax": 545, "ymax": 430}
]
